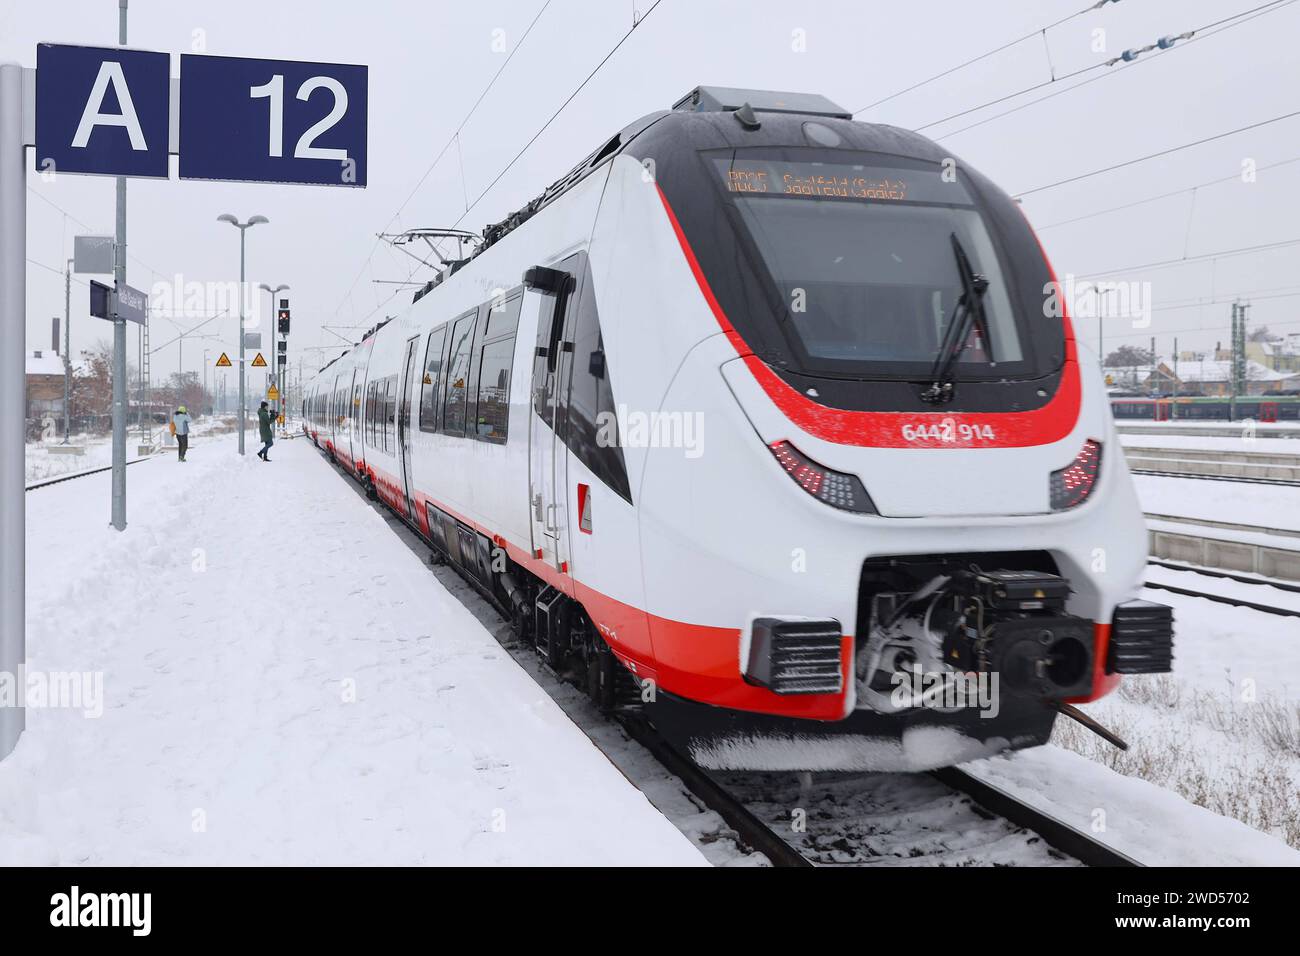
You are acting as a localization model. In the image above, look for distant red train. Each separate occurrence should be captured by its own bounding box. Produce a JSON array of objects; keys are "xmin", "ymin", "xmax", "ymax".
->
[{"xmin": 304, "ymin": 86, "xmax": 1173, "ymax": 772}]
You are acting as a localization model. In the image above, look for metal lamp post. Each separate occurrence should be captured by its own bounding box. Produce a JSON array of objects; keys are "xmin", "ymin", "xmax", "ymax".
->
[{"xmin": 217, "ymin": 214, "xmax": 268, "ymax": 455}]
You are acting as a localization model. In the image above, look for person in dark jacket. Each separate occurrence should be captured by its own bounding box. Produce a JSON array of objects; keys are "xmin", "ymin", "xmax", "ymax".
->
[{"xmin": 257, "ymin": 401, "xmax": 275, "ymax": 461}]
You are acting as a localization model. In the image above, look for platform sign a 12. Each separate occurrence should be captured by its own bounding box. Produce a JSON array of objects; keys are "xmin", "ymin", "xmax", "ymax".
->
[
  {"xmin": 179, "ymin": 54, "xmax": 367, "ymax": 187},
  {"xmin": 35, "ymin": 43, "xmax": 170, "ymax": 178}
]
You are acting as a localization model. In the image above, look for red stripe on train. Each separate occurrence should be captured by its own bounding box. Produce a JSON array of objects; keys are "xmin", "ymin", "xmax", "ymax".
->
[
  {"xmin": 358, "ymin": 459, "xmax": 852, "ymax": 719},
  {"xmin": 654, "ymin": 184, "xmax": 1083, "ymax": 449}
]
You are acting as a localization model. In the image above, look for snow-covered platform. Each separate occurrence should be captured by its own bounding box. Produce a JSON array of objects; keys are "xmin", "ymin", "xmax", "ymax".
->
[{"xmin": 3, "ymin": 432, "xmax": 705, "ymax": 865}]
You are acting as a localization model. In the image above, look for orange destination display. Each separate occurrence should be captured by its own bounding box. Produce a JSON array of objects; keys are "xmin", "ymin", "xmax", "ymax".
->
[{"xmin": 711, "ymin": 156, "xmax": 973, "ymax": 205}]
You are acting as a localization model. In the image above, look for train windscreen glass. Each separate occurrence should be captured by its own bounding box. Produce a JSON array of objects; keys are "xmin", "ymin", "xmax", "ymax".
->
[{"xmin": 712, "ymin": 156, "xmax": 1023, "ymax": 370}]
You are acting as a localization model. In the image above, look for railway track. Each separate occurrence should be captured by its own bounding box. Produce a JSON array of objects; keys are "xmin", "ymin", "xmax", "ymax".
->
[
  {"xmin": 1131, "ymin": 468, "xmax": 1300, "ymax": 487},
  {"xmin": 588, "ymin": 697, "xmax": 1141, "ymax": 867},
  {"xmin": 24, "ymin": 455, "xmax": 155, "ymax": 491},
  {"xmin": 1143, "ymin": 578, "xmax": 1300, "ymax": 617},
  {"xmin": 26, "ymin": 430, "xmax": 270, "ymax": 492},
  {"xmin": 319, "ymin": 441, "xmax": 1144, "ymax": 868},
  {"xmin": 1145, "ymin": 551, "xmax": 1300, "ymax": 616},
  {"xmin": 691, "ymin": 759, "xmax": 1138, "ymax": 867},
  {"xmin": 1149, "ymin": 558, "xmax": 1300, "ymax": 595}
]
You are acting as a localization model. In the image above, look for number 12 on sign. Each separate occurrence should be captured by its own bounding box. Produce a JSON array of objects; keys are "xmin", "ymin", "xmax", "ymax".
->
[
  {"xmin": 179, "ymin": 53, "xmax": 367, "ymax": 187},
  {"xmin": 249, "ymin": 74, "xmax": 350, "ymax": 161}
]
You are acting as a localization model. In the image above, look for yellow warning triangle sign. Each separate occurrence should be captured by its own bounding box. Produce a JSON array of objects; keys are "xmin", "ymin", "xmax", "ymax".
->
[
  {"xmin": 215, "ymin": 352, "xmax": 232, "ymax": 368},
  {"xmin": 251, "ymin": 352, "xmax": 267, "ymax": 367}
]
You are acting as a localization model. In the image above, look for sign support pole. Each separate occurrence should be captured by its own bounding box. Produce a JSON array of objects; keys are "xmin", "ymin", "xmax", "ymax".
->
[
  {"xmin": 62, "ymin": 258, "xmax": 71, "ymax": 442},
  {"xmin": 238, "ymin": 228, "xmax": 246, "ymax": 455},
  {"xmin": 0, "ymin": 61, "xmax": 27, "ymax": 759},
  {"xmin": 110, "ymin": 0, "xmax": 128, "ymax": 530}
]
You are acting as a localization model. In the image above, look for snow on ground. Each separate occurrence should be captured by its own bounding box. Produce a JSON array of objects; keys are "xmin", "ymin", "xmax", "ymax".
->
[
  {"xmin": 3, "ymin": 431, "xmax": 705, "ymax": 865},
  {"xmin": 26, "ymin": 434, "xmax": 124, "ymax": 484},
  {"xmin": 317, "ymin": 461, "xmax": 767, "ymax": 866},
  {"xmin": 1133, "ymin": 473, "xmax": 1300, "ymax": 532},
  {"xmin": 965, "ymin": 590, "xmax": 1300, "ymax": 864},
  {"xmin": 24, "ymin": 416, "xmax": 237, "ymax": 484}
]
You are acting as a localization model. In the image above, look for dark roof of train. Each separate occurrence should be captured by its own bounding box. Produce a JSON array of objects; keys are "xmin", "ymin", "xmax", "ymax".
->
[
  {"xmin": 464, "ymin": 93, "xmax": 952, "ymax": 262},
  {"xmin": 329, "ymin": 89, "xmax": 949, "ymax": 374}
]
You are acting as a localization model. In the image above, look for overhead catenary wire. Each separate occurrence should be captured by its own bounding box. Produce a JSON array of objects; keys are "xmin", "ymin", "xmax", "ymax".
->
[
  {"xmin": 27, "ymin": 184, "xmax": 178, "ymax": 286},
  {"xmin": 328, "ymin": 0, "xmax": 555, "ymax": 323},
  {"xmin": 1034, "ymin": 155, "xmax": 1300, "ymax": 231},
  {"xmin": 1014, "ymin": 110, "xmax": 1300, "ymax": 198},
  {"xmin": 1147, "ymin": 288, "xmax": 1300, "ymax": 314},
  {"xmin": 444, "ymin": 0, "xmax": 665, "ymax": 235},
  {"xmin": 915, "ymin": 0, "xmax": 1298, "ymax": 137},
  {"xmin": 851, "ymin": 0, "xmax": 1121, "ymax": 116},
  {"xmin": 1097, "ymin": 302, "xmax": 1300, "ymax": 343},
  {"xmin": 331, "ymin": 0, "xmax": 665, "ymax": 348},
  {"xmin": 1075, "ymin": 236, "xmax": 1300, "ymax": 279},
  {"xmin": 148, "ymin": 310, "xmax": 232, "ymax": 354}
]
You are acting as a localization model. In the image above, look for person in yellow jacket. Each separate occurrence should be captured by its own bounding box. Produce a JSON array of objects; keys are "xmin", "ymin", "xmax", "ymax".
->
[{"xmin": 171, "ymin": 406, "xmax": 192, "ymax": 462}]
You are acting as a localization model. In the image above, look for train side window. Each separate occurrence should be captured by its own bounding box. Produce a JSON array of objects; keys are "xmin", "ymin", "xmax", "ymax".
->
[
  {"xmin": 419, "ymin": 326, "xmax": 448, "ymax": 434},
  {"xmin": 532, "ymin": 260, "xmax": 578, "ymax": 431},
  {"xmin": 441, "ymin": 313, "xmax": 476, "ymax": 436},
  {"xmin": 564, "ymin": 266, "xmax": 632, "ymax": 503},
  {"xmin": 485, "ymin": 289, "xmax": 522, "ymax": 338},
  {"xmin": 366, "ymin": 381, "xmax": 378, "ymax": 445},
  {"xmin": 474, "ymin": 292, "xmax": 522, "ymax": 444},
  {"xmin": 384, "ymin": 375, "xmax": 397, "ymax": 452},
  {"xmin": 380, "ymin": 377, "xmax": 389, "ymax": 451}
]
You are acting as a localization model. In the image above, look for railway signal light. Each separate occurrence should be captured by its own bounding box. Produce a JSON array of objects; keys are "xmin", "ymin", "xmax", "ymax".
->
[{"xmin": 277, "ymin": 307, "xmax": 290, "ymax": 335}]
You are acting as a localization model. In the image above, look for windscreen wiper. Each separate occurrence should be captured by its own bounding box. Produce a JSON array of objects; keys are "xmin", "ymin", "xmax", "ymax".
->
[{"xmin": 921, "ymin": 233, "xmax": 991, "ymax": 405}]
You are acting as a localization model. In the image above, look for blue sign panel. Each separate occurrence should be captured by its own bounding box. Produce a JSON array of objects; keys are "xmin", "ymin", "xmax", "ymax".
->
[
  {"xmin": 114, "ymin": 282, "xmax": 148, "ymax": 325},
  {"xmin": 89, "ymin": 280, "xmax": 111, "ymax": 319},
  {"xmin": 35, "ymin": 43, "xmax": 171, "ymax": 178},
  {"xmin": 179, "ymin": 54, "xmax": 367, "ymax": 187}
]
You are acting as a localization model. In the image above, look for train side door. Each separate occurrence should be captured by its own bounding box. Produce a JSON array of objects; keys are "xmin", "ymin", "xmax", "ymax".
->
[
  {"xmin": 1261, "ymin": 401, "xmax": 1279, "ymax": 423},
  {"xmin": 397, "ymin": 336, "xmax": 420, "ymax": 520},
  {"xmin": 327, "ymin": 374, "xmax": 338, "ymax": 447},
  {"xmin": 526, "ymin": 257, "xmax": 579, "ymax": 579},
  {"xmin": 347, "ymin": 369, "xmax": 359, "ymax": 464}
]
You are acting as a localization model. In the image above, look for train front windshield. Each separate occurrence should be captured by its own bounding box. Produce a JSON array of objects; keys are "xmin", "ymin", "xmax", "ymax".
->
[{"xmin": 710, "ymin": 152, "xmax": 1026, "ymax": 379}]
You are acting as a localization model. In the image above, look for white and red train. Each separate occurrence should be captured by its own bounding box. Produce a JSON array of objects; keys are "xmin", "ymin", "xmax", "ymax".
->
[{"xmin": 303, "ymin": 86, "xmax": 1173, "ymax": 771}]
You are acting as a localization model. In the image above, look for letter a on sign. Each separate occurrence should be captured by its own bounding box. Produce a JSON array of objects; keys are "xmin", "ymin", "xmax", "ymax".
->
[
  {"xmin": 72, "ymin": 62, "xmax": 147, "ymax": 150},
  {"xmin": 251, "ymin": 353, "xmax": 267, "ymax": 368},
  {"xmin": 36, "ymin": 44, "xmax": 170, "ymax": 178}
]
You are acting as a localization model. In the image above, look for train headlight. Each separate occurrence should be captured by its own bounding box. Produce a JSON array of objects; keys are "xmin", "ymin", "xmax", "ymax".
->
[
  {"xmin": 1050, "ymin": 439, "xmax": 1102, "ymax": 510},
  {"xmin": 768, "ymin": 440, "xmax": 877, "ymax": 514}
]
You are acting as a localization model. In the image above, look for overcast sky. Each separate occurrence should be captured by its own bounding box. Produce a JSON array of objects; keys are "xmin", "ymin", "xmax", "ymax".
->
[{"xmin": 6, "ymin": 0, "xmax": 1300, "ymax": 390}]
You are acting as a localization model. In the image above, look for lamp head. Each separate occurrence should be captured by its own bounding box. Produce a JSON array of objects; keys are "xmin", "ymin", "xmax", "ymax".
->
[{"xmin": 217, "ymin": 213, "xmax": 238, "ymax": 226}]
